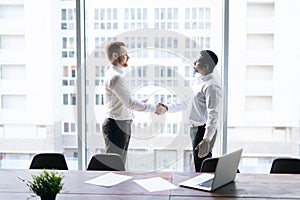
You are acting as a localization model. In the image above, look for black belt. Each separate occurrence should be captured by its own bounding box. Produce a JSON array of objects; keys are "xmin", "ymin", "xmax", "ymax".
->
[
  {"xmin": 191, "ymin": 124, "xmax": 205, "ymax": 128},
  {"xmin": 108, "ymin": 118, "xmax": 132, "ymax": 123}
]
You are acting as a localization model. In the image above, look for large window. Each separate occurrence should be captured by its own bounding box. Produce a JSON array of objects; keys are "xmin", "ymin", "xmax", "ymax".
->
[
  {"xmin": 228, "ymin": 0, "xmax": 300, "ymax": 173},
  {"xmin": 83, "ymin": 0, "xmax": 222, "ymax": 172},
  {"xmin": 0, "ymin": 0, "xmax": 78, "ymax": 169},
  {"xmin": 1, "ymin": 0, "xmax": 299, "ymax": 173}
]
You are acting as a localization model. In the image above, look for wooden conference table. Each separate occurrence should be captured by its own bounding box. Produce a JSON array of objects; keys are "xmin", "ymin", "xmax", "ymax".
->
[{"xmin": 1, "ymin": 169, "xmax": 300, "ymax": 199}]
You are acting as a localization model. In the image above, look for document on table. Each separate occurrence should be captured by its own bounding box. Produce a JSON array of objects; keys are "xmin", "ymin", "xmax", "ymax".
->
[
  {"xmin": 133, "ymin": 177, "xmax": 178, "ymax": 192},
  {"xmin": 85, "ymin": 172, "xmax": 133, "ymax": 187}
]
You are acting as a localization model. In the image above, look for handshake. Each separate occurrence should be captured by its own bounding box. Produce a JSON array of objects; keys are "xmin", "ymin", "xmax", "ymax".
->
[
  {"xmin": 155, "ymin": 103, "xmax": 168, "ymax": 115},
  {"xmin": 141, "ymin": 99, "xmax": 168, "ymax": 115}
]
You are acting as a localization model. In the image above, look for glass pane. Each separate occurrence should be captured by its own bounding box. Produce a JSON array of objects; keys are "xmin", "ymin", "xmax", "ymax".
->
[
  {"xmin": 0, "ymin": 0, "xmax": 77, "ymax": 169},
  {"xmin": 228, "ymin": 0, "xmax": 300, "ymax": 173},
  {"xmin": 84, "ymin": 0, "xmax": 223, "ymax": 172}
]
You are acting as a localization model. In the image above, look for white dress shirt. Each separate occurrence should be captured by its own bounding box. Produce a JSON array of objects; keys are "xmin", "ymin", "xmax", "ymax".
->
[
  {"xmin": 104, "ymin": 64, "xmax": 155, "ymax": 120},
  {"xmin": 168, "ymin": 72, "xmax": 222, "ymax": 140}
]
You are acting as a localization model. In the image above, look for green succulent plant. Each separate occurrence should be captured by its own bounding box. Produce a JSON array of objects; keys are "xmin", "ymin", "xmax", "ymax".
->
[{"xmin": 28, "ymin": 170, "xmax": 64, "ymax": 200}]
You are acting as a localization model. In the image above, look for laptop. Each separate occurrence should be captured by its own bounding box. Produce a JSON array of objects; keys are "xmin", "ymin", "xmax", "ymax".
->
[{"xmin": 179, "ymin": 148, "xmax": 243, "ymax": 192}]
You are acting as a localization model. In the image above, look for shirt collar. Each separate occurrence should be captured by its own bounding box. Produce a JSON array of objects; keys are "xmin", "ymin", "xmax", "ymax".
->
[
  {"xmin": 197, "ymin": 73, "xmax": 213, "ymax": 82},
  {"xmin": 110, "ymin": 64, "xmax": 124, "ymax": 74}
]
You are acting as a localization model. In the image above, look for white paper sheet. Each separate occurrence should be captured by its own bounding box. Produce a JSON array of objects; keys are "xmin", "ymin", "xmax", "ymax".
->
[
  {"xmin": 133, "ymin": 177, "xmax": 178, "ymax": 192},
  {"xmin": 85, "ymin": 172, "xmax": 133, "ymax": 187}
]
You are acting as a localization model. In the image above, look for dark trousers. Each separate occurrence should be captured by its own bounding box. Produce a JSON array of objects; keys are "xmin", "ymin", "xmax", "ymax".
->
[
  {"xmin": 190, "ymin": 125, "xmax": 215, "ymax": 172},
  {"xmin": 102, "ymin": 118, "xmax": 132, "ymax": 163}
]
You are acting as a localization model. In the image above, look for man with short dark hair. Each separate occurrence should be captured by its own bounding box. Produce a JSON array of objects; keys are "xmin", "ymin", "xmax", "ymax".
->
[{"xmin": 167, "ymin": 50, "xmax": 222, "ymax": 172}]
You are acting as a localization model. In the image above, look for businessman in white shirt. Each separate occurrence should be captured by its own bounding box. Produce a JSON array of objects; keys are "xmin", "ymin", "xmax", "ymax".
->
[
  {"xmin": 102, "ymin": 41, "xmax": 167, "ymax": 163},
  {"xmin": 166, "ymin": 50, "xmax": 222, "ymax": 172}
]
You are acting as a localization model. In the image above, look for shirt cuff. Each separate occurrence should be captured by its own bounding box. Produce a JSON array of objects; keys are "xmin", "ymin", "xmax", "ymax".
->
[
  {"xmin": 204, "ymin": 128, "xmax": 216, "ymax": 141},
  {"xmin": 149, "ymin": 104, "xmax": 156, "ymax": 112}
]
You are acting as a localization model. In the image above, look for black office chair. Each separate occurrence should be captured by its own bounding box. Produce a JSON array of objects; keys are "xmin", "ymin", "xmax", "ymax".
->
[
  {"xmin": 200, "ymin": 157, "xmax": 240, "ymax": 173},
  {"xmin": 270, "ymin": 158, "xmax": 300, "ymax": 174},
  {"xmin": 200, "ymin": 157, "xmax": 219, "ymax": 173},
  {"xmin": 87, "ymin": 153, "xmax": 125, "ymax": 171},
  {"xmin": 29, "ymin": 153, "xmax": 68, "ymax": 170}
]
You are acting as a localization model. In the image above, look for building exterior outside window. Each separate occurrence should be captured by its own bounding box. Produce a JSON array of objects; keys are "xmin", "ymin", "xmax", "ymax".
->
[{"xmin": 0, "ymin": 0, "xmax": 299, "ymax": 173}]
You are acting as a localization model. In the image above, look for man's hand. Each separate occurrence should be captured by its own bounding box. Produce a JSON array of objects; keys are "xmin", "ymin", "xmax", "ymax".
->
[
  {"xmin": 141, "ymin": 99, "xmax": 148, "ymax": 103},
  {"xmin": 195, "ymin": 138, "xmax": 210, "ymax": 158},
  {"xmin": 155, "ymin": 103, "xmax": 168, "ymax": 115}
]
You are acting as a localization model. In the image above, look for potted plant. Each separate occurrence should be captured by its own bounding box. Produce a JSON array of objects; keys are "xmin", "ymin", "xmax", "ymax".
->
[{"xmin": 28, "ymin": 170, "xmax": 64, "ymax": 200}]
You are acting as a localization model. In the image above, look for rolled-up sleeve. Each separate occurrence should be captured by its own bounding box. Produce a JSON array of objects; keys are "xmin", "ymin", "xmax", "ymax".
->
[
  {"xmin": 203, "ymin": 85, "xmax": 222, "ymax": 140},
  {"xmin": 111, "ymin": 75, "xmax": 155, "ymax": 112}
]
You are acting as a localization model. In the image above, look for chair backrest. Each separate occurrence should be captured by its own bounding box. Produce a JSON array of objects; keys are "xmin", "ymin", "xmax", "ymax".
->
[
  {"xmin": 270, "ymin": 158, "xmax": 300, "ymax": 174},
  {"xmin": 87, "ymin": 153, "xmax": 125, "ymax": 171},
  {"xmin": 200, "ymin": 157, "xmax": 240, "ymax": 173},
  {"xmin": 200, "ymin": 157, "xmax": 219, "ymax": 173},
  {"xmin": 29, "ymin": 153, "xmax": 68, "ymax": 170}
]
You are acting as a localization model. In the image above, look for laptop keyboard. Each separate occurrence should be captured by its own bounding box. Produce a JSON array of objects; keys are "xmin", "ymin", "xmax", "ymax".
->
[{"xmin": 197, "ymin": 178, "xmax": 213, "ymax": 187}]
